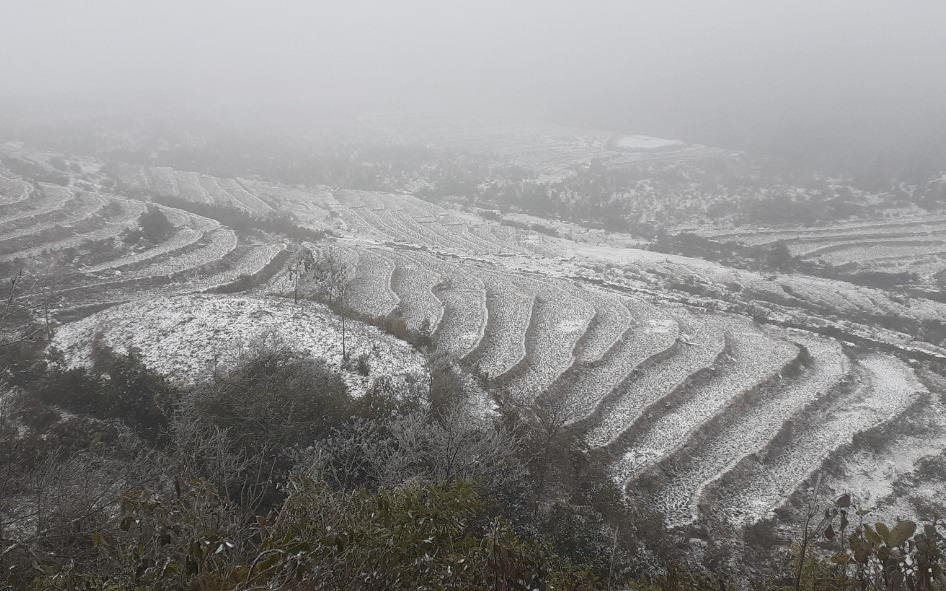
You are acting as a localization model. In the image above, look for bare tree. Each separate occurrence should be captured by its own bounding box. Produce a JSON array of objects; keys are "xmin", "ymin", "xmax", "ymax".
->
[
  {"xmin": 310, "ymin": 402, "xmax": 525, "ymax": 495},
  {"xmin": 302, "ymin": 247, "xmax": 354, "ymax": 360},
  {"xmin": 168, "ymin": 410, "xmax": 276, "ymax": 524},
  {"xmin": 287, "ymin": 246, "xmax": 316, "ymax": 304},
  {"xmin": 530, "ymin": 388, "xmax": 578, "ymax": 516},
  {"xmin": 2, "ymin": 436, "xmax": 162, "ymax": 567},
  {"xmin": 0, "ymin": 270, "xmax": 44, "ymax": 350}
]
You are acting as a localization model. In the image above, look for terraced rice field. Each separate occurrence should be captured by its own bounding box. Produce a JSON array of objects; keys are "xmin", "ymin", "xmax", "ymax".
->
[
  {"xmin": 2, "ymin": 160, "xmax": 939, "ymax": 533},
  {"xmin": 85, "ymin": 210, "xmax": 222, "ymax": 275},
  {"xmin": 707, "ymin": 353, "xmax": 924, "ymax": 526},
  {"xmin": 344, "ymin": 247, "xmax": 399, "ymax": 318},
  {"xmin": 119, "ymin": 166, "xmax": 275, "ymax": 215},
  {"xmin": 610, "ymin": 324, "xmax": 801, "ymax": 488},
  {"xmin": 428, "ymin": 257, "xmax": 488, "ymax": 360},
  {"xmin": 582, "ymin": 311, "xmax": 728, "ymax": 449},
  {"xmin": 649, "ymin": 335, "xmax": 849, "ymax": 527},
  {"xmin": 0, "ymin": 183, "xmax": 74, "ymax": 229},
  {"xmin": 385, "ymin": 250, "xmax": 445, "ymax": 332},
  {"xmin": 498, "ymin": 278, "xmax": 595, "ymax": 403},
  {"xmin": 704, "ymin": 216, "xmax": 946, "ymax": 278},
  {"xmin": 0, "ymin": 191, "xmax": 105, "ymax": 242},
  {"xmin": 0, "ymin": 176, "xmax": 290, "ymax": 311},
  {"xmin": 0, "ymin": 174, "xmax": 32, "ymax": 207},
  {"xmin": 559, "ymin": 298, "xmax": 681, "ymax": 423},
  {"xmin": 195, "ymin": 243, "xmax": 289, "ymax": 292},
  {"xmin": 468, "ymin": 269, "xmax": 535, "ymax": 378}
]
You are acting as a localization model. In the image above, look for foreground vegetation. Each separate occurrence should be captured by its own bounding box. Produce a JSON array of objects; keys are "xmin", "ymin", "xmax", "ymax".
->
[
  {"xmin": 2, "ymin": 304, "xmax": 946, "ymax": 590},
  {"xmin": 0, "ymin": 312, "xmax": 633, "ymax": 589}
]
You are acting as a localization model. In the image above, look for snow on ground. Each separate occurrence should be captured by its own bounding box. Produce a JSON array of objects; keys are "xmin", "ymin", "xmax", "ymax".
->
[
  {"xmin": 712, "ymin": 353, "xmax": 925, "ymax": 527},
  {"xmin": 660, "ymin": 335, "xmax": 849, "ymax": 527},
  {"xmin": 50, "ymin": 294, "xmax": 427, "ymax": 397},
  {"xmin": 610, "ymin": 325, "xmax": 799, "ymax": 486},
  {"xmin": 583, "ymin": 312, "xmax": 727, "ymax": 448},
  {"xmin": 820, "ymin": 389, "xmax": 946, "ymax": 526},
  {"xmin": 615, "ymin": 135, "xmax": 684, "ymax": 150},
  {"xmin": 473, "ymin": 270, "xmax": 534, "ymax": 379},
  {"xmin": 563, "ymin": 300, "xmax": 680, "ymax": 424}
]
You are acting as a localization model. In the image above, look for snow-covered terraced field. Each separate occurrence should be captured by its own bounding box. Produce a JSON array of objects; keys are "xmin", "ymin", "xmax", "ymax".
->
[
  {"xmin": 794, "ymin": 236, "xmax": 946, "ymax": 258},
  {"xmin": 468, "ymin": 223, "xmax": 534, "ymax": 256},
  {"xmin": 438, "ymin": 213, "xmax": 508, "ymax": 254},
  {"xmin": 411, "ymin": 215, "xmax": 489, "ymax": 254},
  {"xmin": 379, "ymin": 207, "xmax": 481, "ymax": 256},
  {"xmin": 0, "ymin": 174, "xmax": 32, "ymax": 207},
  {"xmin": 345, "ymin": 248, "xmax": 399, "ymax": 318},
  {"xmin": 571, "ymin": 287, "xmax": 635, "ymax": 365},
  {"xmin": 302, "ymin": 186, "xmax": 564, "ymax": 258},
  {"xmin": 1, "ymin": 157, "xmax": 939, "ymax": 534},
  {"xmin": 372, "ymin": 207, "xmax": 445, "ymax": 246},
  {"xmin": 336, "ymin": 206, "xmax": 391, "ymax": 239},
  {"xmin": 650, "ymin": 335, "xmax": 848, "ymax": 527},
  {"xmin": 372, "ymin": 198, "xmax": 495, "ymax": 254},
  {"xmin": 818, "ymin": 242, "xmax": 946, "ymax": 267},
  {"xmin": 120, "ymin": 227, "xmax": 238, "ymax": 279},
  {"xmin": 583, "ymin": 311, "xmax": 728, "ymax": 448},
  {"xmin": 187, "ymin": 243, "xmax": 288, "ymax": 293},
  {"xmin": 0, "ymin": 183, "xmax": 73, "ymax": 229},
  {"xmin": 216, "ymin": 178, "xmax": 274, "ymax": 214},
  {"xmin": 430, "ymin": 260, "xmax": 488, "ymax": 360},
  {"xmin": 174, "ymin": 171, "xmax": 215, "ymax": 205},
  {"xmin": 0, "ymin": 200, "xmax": 103, "ymax": 256},
  {"xmin": 560, "ymin": 298, "xmax": 680, "ymax": 423},
  {"xmin": 337, "ymin": 195, "xmax": 402, "ymax": 242},
  {"xmin": 705, "ymin": 216, "xmax": 946, "ymax": 277},
  {"xmin": 0, "ymin": 190, "xmax": 106, "ymax": 242},
  {"xmin": 149, "ymin": 167, "xmax": 180, "ymax": 196},
  {"xmin": 469, "ymin": 270, "xmax": 535, "ymax": 379},
  {"xmin": 709, "ymin": 353, "xmax": 924, "ymax": 527},
  {"xmin": 50, "ymin": 295, "xmax": 427, "ymax": 397},
  {"xmin": 120, "ymin": 166, "xmax": 275, "ymax": 215},
  {"xmin": 84, "ymin": 208, "xmax": 217, "ymax": 274},
  {"xmin": 47, "ymin": 233, "xmax": 242, "ymax": 306},
  {"xmin": 870, "ymin": 255, "xmax": 946, "ymax": 278},
  {"xmin": 385, "ymin": 250, "xmax": 445, "ymax": 332},
  {"xmin": 329, "ymin": 192, "xmax": 393, "ymax": 239},
  {"xmin": 514, "ymin": 229, "xmax": 568, "ymax": 259},
  {"xmin": 0, "ymin": 198, "xmax": 146, "ymax": 263},
  {"xmin": 198, "ymin": 176, "xmax": 250, "ymax": 212},
  {"xmin": 500, "ymin": 278, "xmax": 595, "ymax": 403},
  {"xmin": 611, "ymin": 326, "xmax": 800, "ymax": 486},
  {"xmin": 800, "ymin": 385, "xmax": 946, "ymax": 527},
  {"xmin": 774, "ymin": 273, "xmax": 946, "ymax": 331},
  {"xmin": 707, "ymin": 216, "xmax": 946, "ymax": 246}
]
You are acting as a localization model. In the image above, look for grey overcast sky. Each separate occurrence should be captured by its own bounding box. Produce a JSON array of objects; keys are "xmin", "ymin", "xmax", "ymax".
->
[{"xmin": 2, "ymin": 1, "xmax": 945, "ymax": 146}]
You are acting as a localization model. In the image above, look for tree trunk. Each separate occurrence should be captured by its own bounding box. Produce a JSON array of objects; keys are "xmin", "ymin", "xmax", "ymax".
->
[{"xmin": 341, "ymin": 310, "xmax": 347, "ymax": 361}]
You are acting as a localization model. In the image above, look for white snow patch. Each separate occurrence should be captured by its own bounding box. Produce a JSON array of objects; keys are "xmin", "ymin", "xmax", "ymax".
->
[
  {"xmin": 556, "ymin": 318, "xmax": 585, "ymax": 333},
  {"xmin": 615, "ymin": 135, "xmax": 683, "ymax": 150},
  {"xmin": 50, "ymin": 294, "xmax": 427, "ymax": 397},
  {"xmin": 644, "ymin": 318, "xmax": 677, "ymax": 335}
]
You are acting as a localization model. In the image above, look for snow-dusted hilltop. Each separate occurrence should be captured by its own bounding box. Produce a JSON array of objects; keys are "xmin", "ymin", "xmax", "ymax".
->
[{"xmin": 51, "ymin": 294, "xmax": 428, "ymax": 397}]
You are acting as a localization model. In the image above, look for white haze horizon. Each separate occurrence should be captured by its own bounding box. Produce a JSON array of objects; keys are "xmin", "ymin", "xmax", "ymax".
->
[{"xmin": 2, "ymin": 1, "xmax": 945, "ymax": 150}]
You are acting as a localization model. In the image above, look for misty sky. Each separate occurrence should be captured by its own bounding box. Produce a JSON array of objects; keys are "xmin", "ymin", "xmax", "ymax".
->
[{"xmin": 3, "ymin": 1, "xmax": 946, "ymax": 147}]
